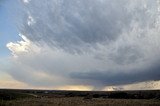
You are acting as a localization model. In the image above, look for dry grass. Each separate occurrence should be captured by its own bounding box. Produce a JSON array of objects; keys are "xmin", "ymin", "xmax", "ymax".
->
[
  {"xmin": 1, "ymin": 97, "xmax": 160, "ymax": 106},
  {"xmin": 0, "ymin": 90, "xmax": 160, "ymax": 106}
]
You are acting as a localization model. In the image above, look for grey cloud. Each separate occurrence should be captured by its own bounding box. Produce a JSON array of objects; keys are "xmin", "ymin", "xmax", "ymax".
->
[
  {"xmin": 109, "ymin": 46, "xmax": 143, "ymax": 65},
  {"xmin": 70, "ymin": 61, "xmax": 160, "ymax": 86},
  {"xmin": 6, "ymin": 0, "xmax": 160, "ymax": 88},
  {"xmin": 8, "ymin": 60, "xmax": 70, "ymax": 87},
  {"xmin": 19, "ymin": 0, "xmax": 135, "ymax": 53}
]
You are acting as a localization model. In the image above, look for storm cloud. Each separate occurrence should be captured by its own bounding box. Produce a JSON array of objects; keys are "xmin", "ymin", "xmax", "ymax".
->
[
  {"xmin": 6, "ymin": 0, "xmax": 160, "ymax": 89},
  {"xmin": 71, "ymin": 61, "xmax": 160, "ymax": 86}
]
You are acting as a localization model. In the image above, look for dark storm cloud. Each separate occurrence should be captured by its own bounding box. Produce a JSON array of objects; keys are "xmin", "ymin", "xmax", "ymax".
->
[{"xmin": 70, "ymin": 61, "xmax": 160, "ymax": 86}]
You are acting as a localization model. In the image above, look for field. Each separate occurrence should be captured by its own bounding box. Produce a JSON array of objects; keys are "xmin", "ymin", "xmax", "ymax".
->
[{"xmin": 0, "ymin": 89, "xmax": 160, "ymax": 106}]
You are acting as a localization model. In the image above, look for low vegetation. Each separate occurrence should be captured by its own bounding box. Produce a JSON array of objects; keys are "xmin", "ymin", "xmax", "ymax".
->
[{"xmin": 0, "ymin": 89, "xmax": 160, "ymax": 106}]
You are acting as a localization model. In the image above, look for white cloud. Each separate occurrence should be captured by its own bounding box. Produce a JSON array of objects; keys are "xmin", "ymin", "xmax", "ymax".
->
[
  {"xmin": 23, "ymin": 0, "xmax": 31, "ymax": 4},
  {"xmin": 27, "ymin": 15, "xmax": 36, "ymax": 26},
  {"xmin": 103, "ymin": 80, "xmax": 160, "ymax": 91},
  {"xmin": 6, "ymin": 34, "xmax": 40, "ymax": 57}
]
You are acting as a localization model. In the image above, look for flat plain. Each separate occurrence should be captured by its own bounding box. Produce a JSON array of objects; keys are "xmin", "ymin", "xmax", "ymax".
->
[{"xmin": 0, "ymin": 89, "xmax": 160, "ymax": 106}]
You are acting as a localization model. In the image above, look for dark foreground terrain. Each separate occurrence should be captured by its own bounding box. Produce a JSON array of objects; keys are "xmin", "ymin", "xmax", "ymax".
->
[{"xmin": 0, "ymin": 89, "xmax": 160, "ymax": 106}]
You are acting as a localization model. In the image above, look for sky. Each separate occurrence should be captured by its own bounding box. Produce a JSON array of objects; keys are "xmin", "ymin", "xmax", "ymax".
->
[
  {"xmin": 0, "ymin": 0, "xmax": 160, "ymax": 91},
  {"xmin": 0, "ymin": 0, "xmax": 20, "ymax": 57}
]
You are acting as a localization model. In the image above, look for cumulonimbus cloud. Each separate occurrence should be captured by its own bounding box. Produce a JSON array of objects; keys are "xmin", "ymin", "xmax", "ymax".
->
[{"xmin": 6, "ymin": 0, "xmax": 160, "ymax": 89}]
